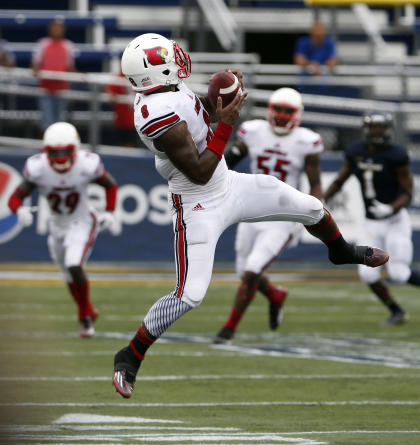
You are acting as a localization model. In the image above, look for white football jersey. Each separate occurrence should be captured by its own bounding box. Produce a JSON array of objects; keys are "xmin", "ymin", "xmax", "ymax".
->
[
  {"xmin": 133, "ymin": 82, "xmax": 228, "ymax": 196},
  {"xmin": 23, "ymin": 150, "xmax": 104, "ymax": 229},
  {"xmin": 237, "ymin": 120, "xmax": 324, "ymax": 189}
]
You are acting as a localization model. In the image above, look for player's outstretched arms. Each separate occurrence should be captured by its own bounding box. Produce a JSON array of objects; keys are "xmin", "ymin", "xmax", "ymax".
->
[{"xmin": 155, "ymin": 121, "xmax": 230, "ymax": 185}]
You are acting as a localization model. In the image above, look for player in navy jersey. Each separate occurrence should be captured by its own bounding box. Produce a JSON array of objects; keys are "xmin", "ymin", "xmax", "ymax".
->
[{"xmin": 325, "ymin": 111, "xmax": 419, "ymax": 325}]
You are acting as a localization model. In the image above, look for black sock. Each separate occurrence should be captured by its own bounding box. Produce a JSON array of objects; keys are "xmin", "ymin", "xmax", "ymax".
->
[
  {"xmin": 408, "ymin": 270, "xmax": 420, "ymax": 286},
  {"xmin": 114, "ymin": 346, "xmax": 141, "ymax": 380},
  {"xmin": 327, "ymin": 235, "xmax": 365, "ymax": 265},
  {"xmin": 387, "ymin": 302, "xmax": 403, "ymax": 314},
  {"xmin": 131, "ymin": 336, "xmax": 151, "ymax": 357}
]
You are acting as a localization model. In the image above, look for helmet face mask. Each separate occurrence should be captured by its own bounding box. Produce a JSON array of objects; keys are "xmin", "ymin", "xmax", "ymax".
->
[
  {"xmin": 267, "ymin": 88, "xmax": 303, "ymax": 135},
  {"xmin": 173, "ymin": 41, "xmax": 191, "ymax": 79},
  {"xmin": 121, "ymin": 33, "xmax": 191, "ymax": 93},
  {"xmin": 363, "ymin": 111, "xmax": 393, "ymax": 148},
  {"xmin": 43, "ymin": 122, "xmax": 80, "ymax": 173},
  {"xmin": 45, "ymin": 145, "xmax": 77, "ymax": 173}
]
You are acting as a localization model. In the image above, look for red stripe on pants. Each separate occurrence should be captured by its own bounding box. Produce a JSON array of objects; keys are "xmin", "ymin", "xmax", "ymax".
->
[
  {"xmin": 173, "ymin": 194, "xmax": 187, "ymax": 299},
  {"xmin": 80, "ymin": 212, "xmax": 97, "ymax": 266}
]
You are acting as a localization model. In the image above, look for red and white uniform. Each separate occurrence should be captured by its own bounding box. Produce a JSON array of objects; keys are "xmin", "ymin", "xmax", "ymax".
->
[
  {"xmin": 134, "ymin": 83, "xmax": 228, "ymax": 196},
  {"xmin": 133, "ymin": 84, "xmax": 324, "ymax": 308},
  {"xmin": 235, "ymin": 119, "xmax": 324, "ymax": 275},
  {"xmin": 23, "ymin": 150, "xmax": 103, "ymax": 280}
]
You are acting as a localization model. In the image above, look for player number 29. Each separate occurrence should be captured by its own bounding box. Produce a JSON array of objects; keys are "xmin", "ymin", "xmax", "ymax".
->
[{"xmin": 47, "ymin": 192, "xmax": 80, "ymax": 214}]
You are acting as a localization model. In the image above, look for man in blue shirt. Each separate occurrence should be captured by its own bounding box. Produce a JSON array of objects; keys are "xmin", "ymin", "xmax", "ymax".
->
[{"xmin": 294, "ymin": 21, "xmax": 338, "ymax": 76}]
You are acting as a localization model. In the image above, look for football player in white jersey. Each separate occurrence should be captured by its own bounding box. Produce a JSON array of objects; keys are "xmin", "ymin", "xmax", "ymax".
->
[
  {"xmin": 112, "ymin": 33, "xmax": 389, "ymax": 398},
  {"xmin": 8, "ymin": 122, "xmax": 121, "ymax": 338},
  {"xmin": 214, "ymin": 88, "xmax": 324, "ymax": 343}
]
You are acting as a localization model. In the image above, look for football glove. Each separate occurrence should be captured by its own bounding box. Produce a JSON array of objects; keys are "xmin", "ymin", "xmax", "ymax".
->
[
  {"xmin": 16, "ymin": 206, "xmax": 34, "ymax": 227},
  {"xmin": 368, "ymin": 199, "xmax": 393, "ymax": 219},
  {"xmin": 98, "ymin": 211, "xmax": 122, "ymax": 236}
]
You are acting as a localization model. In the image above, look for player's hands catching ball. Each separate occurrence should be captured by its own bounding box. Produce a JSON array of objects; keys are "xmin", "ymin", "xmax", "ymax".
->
[{"xmin": 216, "ymin": 89, "xmax": 248, "ymax": 126}]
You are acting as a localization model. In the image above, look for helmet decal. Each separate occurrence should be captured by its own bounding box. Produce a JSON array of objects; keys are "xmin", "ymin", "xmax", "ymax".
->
[{"xmin": 144, "ymin": 47, "xmax": 168, "ymax": 66}]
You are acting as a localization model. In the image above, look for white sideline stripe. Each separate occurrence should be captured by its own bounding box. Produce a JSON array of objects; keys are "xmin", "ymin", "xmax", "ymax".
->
[
  {"xmin": 1, "ymin": 437, "xmax": 328, "ymax": 445},
  {"xmin": 4, "ymin": 426, "xmax": 420, "ymax": 435},
  {"xmin": 9, "ymin": 438, "xmax": 328, "ymax": 445},
  {"xmin": 2, "ymin": 401, "xmax": 420, "ymax": 407},
  {"xmin": 216, "ymin": 344, "xmax": 420, "ymax": 370},
  {"xmin": 9, "ymin": 438, "xmax": 326, "ymax": 445},
  {"xmin": 7, "ymin": 433, "xmax": 326, "ymax": 444},
  {"xmin": 1, "ymin": 373, "xmax": 420, "ymax": 382},
  {"xmin": 53, "ymin": 414, "xmax": 182, "ymax": 424},
  {"xmin": 219, "ymin": 74, "xmax": 239, "ymax": 94}
]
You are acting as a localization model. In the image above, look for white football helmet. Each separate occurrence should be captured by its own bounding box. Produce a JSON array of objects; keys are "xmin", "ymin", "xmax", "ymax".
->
[
  {"xmin": 267, "ymin": 88, "xmax": 303, "ymax": 135},
  {"xmin": 43, "ymin": 122, "xmax": 80, "ymax": 173},
  {"xmin": 121, "ymin": 33, "xmax": 191, "ymax": 93}
]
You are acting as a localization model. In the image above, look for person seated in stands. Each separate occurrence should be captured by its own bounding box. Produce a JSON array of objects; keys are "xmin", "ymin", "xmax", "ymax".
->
[{"xmin": 294, "ymin": 21, "xmax": 338, "ymax": 76}]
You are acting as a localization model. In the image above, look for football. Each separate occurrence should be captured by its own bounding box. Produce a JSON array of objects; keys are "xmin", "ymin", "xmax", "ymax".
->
[{"xmin": 208, "ymin": 71, "xmax": 241, "ymax": 108}]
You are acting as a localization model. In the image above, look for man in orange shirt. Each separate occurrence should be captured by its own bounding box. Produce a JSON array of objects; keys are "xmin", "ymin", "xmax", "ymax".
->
[{"xmin": 32, "ymin": 20, "xmax": 75, "ymax": 132}]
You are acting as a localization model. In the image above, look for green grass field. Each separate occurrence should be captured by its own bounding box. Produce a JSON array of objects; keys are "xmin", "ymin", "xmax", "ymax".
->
[{"xmin": 1, "ymin": 271, "xmax": 420, "ymax": 444}]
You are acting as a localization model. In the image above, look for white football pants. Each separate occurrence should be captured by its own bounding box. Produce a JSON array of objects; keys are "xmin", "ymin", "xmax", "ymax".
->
[
  {"xmin": 235, "ymin": 220, "xmax": 301, "ymax": 277},
  {"xmin": 47, "ymin": 212, "xmax": 98, "ymax": 282},
  {"xmin": 169, "ymin": 170, "xmax": 323, "ymax": 308},
  {"xmin": 358, "ymin": 208, "xmax": 413, "ymax": 284}
]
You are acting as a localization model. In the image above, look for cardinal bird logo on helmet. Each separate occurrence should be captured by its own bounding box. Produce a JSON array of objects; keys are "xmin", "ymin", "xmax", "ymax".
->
[{"xmin": 144, "ymin": 47, "xmax": 168, "ymax": 66}]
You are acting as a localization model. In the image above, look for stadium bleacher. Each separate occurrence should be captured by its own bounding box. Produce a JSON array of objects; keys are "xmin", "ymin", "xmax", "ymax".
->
[{"xmin": 0, "ymin": 1, "xmax": 419, "ymax": 150}]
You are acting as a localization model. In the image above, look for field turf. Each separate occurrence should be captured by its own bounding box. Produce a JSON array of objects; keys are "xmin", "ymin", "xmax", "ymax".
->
[{"xmin": 1, "ymin": 271, "xmax": 420, "ymax": 444}]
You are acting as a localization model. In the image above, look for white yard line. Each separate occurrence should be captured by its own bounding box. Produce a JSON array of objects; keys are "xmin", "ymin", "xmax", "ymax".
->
[
  {"xmin": 1, "ymin": 373, "xmax": 420, "ymax": 382},
  {"xmin": 3, "ymin": 425, "xmax": 420, "ymax": 435}
]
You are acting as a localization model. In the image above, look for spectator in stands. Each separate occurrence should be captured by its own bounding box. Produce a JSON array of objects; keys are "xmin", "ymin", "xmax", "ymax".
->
[
  {"xmin": 105, "ymin": 71, "xmax": 139, "ymax": 147},
  {"xmin": 31, "ymin": 20, "xmax": 76, "ymax": 132},
  {"xmin": 0, "ymin": 30, "xmax": 16, "ymax": 67},
  {"xmin": 294, "ymin": 21, "xmax": 338, "ymax": 76}
]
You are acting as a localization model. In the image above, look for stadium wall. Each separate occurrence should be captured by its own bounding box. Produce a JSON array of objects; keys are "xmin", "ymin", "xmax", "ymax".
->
[{"xmin": 1, "ymin": 148, "xmax": 420, "ymax": 262}]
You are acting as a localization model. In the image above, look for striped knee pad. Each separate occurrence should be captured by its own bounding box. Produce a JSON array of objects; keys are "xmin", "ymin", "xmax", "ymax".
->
[{"xmin": 143, "ymin": 293, "xmax": 193, "ymax": 338}]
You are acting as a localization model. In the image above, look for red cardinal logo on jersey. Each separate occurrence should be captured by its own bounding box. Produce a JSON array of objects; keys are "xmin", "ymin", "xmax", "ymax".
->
[{"xmin": 144, "ymin": 47, "xmax": 168, "ymax": 66}]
